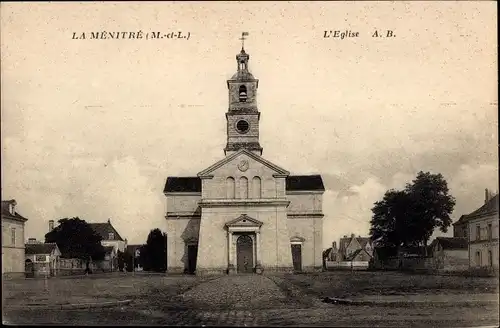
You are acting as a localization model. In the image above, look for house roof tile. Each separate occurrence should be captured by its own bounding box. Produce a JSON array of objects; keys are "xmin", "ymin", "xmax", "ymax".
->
[
  {"xmin": 454, "ymin": 194, "xmax": 499, "ymax": 224},
  {"xmin": 25, "ymin": 243, "xmax": 58, "ymax": 255},
  {"xmin": 1, "ymin": 200, "xmax": 28, "ymax": 222},
  {"xmin": 89, "ymin": 222, "xmax": 124, "ymax": 241}
]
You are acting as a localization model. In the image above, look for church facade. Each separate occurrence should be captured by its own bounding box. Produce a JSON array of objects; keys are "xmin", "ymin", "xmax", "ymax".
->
[{"xmin": 164, "ymin": 44, "xmax": 325, "ymax": 275}]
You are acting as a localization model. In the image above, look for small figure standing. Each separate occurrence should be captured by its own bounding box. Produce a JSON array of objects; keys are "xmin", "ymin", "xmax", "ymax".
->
[{"xmin": 243, "ymin": 257, "xmax": 249, "ymax": 272}]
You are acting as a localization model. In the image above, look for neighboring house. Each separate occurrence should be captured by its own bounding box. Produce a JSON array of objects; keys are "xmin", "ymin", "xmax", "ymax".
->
[
  {"xmin": 2, "ymin": 200, "xmax": 28, "ymax": 278},
  {"xmin": 25, "ymin": 242, "xmax": 61, "ymax": 277},
  {"xmin": 325, "ymin": 234, "xmax": 374, "ymax": 270},
  {"xmin": 327, "ymin": 234, "xmax": 374, "ymax": 262},
  {"xmin": 126, "ymin": 244, "xmax": 143, "ymax": 271},
  {"xmin": 465, "ymin": 191, "xmax": 499, "ymax": 269},
  {"xmin": 89, "ymin": 219, "xmax": 126, "ymax": 272},
  {"xmin": 47, "ymin": 218, "xmax": 127, "ymax": 272},
  {"xmin": 428, "ymin": 237, "xmax": 469, "ymax": 271},
  {"xmin": 88, "ymin": 219, "xmax": 127, "ymax": 253}
]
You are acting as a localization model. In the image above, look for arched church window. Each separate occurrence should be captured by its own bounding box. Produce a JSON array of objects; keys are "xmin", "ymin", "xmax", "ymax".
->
[
  {"xmin": 239, "ymin": 176, "xmax": 249, "ymax": 199},
  {"xmin": 252, "ymin": 176, "xmax": 262, "ymax": 198},
  {"xmin": 239, "ymin": 85, "xmax": 247, "ymax": 102},
  {"xmin": 226, "ymin": 177, "xmax": 235, "ymax": 199}
]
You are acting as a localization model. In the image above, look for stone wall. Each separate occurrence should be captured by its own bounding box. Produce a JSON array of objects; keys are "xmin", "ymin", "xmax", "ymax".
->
[
  {"xmin": 2, "ymin": 217, "xmax": 26, "ymax": 275},
  {"xmin": 287, "ymin": 217, "xmax": 323, "ymax": 269}
]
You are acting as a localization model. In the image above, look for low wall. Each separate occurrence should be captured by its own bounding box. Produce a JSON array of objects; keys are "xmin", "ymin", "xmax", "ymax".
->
[{"xmin": 326, "ymin": 261, "xmax": 369, "ymax": 270}]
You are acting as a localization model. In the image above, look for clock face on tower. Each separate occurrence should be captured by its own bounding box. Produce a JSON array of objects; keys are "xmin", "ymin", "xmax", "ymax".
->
[{"xmin": 236, "ymin": 120, "xmax": 250, "ymax": 134}]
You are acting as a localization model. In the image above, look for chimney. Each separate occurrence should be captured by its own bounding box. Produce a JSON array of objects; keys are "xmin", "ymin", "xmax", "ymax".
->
[
  {"xmin": 332, "ymin": 241, "xmax": 337, "ymax": 249},
  {"xmin": 108, "ymin": 218, "xmax": 111, "ymax": 224},
  {"xmin": 28, "ymin": 238, "xmax": 37, "ymax": 244},
  {"xmin": 351, "ymin": 233, "xmax": 355, "ymax": 239},
  {"xmin": 8, "ymin": 200, "xmax": 16, "ymax": 215},
  {"xmin": 49, "ymin": 220, "xmax": 54, "ymax": 232}
]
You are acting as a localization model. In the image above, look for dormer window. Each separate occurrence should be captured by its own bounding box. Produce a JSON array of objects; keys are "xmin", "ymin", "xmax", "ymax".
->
[
  {"xmin": 108, "ymin": 232, "xmax": 114, "ymax": 240},
  {"xmin": 9, "ymin": 204, "xmax": 14, "ymax": 215},
  {"xmin": 239, "ymin": 85, "xmax": 247, "ymax": 102}
]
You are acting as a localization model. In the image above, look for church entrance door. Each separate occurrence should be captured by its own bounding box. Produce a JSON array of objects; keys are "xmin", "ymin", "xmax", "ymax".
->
[
  {"xmin": 187, "ymin": 245, "xmax": 198, "ymax": 274},
  {"xmin": 236, "ymin": 234, "xmax": 254, "ymax": 273},
  {"xmin": 291, "ymin": 244, "xmax": 302, "ymax": 272}
]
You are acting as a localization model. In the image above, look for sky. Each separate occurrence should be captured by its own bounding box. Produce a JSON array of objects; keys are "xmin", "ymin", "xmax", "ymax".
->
[{"xmin": 1, "ymin": 2, "xmax": 497, "ymax": 249}]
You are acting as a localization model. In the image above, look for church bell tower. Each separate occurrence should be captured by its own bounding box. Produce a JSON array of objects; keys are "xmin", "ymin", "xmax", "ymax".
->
[{"xmin": 224, "ymin": 33, "xmax": 262, "ymax": 156}]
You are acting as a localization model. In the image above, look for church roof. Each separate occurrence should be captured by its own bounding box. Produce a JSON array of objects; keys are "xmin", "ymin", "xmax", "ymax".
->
[
  {"xmin": 286, "ymin": 175, "xmax": 325, "ymax": 191},
  {"xmin": 197, "ymin": 148, "xmax": 290, "ymax": 177},
  {"xmin": 164, "ymin": 177, "xmax": 202, "ymax": 193},
  {"xmin": 164, "ymin": 174, "xmax": 325, "ymax": 193}
]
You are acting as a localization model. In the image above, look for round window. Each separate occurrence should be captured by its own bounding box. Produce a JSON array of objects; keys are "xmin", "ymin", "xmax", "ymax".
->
[{"xmin": 236, "ymin": 120, "xmax": 250, "ymax": 134}]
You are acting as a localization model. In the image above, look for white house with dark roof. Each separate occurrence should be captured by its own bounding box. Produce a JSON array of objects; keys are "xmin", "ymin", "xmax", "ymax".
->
[
  {"xmin": 463, "ymin": 191, "xmax": 499, "ymax": 269},
  {"xmin": 88, "ymin": 219, "xmax": 127, "ymax": 253},
  {"xmin": 25, "ymin": 242, "xmax": 61, "ymax": 277},
  {"xmin": 2, "ymin": 200, "xmax": 29, "ymax": 278},
  {"xmin": 164, "ymin": 42, "xmax": 325, "ymax": 275}
]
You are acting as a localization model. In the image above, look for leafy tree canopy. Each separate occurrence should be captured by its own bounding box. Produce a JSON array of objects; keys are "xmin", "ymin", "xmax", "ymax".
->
[
  {"xmin": 141, "ymin": 228, "xmax": 167, "ymax": 272},
  {"xmin": 369, "ymin": 171, "xmax": 456, "ymax": 250},
  {"xmin": 45, "ymin": 217, "xmax": 106, "ymax": 261}
]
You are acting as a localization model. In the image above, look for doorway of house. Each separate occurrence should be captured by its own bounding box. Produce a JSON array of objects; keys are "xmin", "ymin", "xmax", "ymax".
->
[
  {"xmin": 187, "ymin": 245, "xmax": 198, "ymax": 274},
  {"xmin": 237, "ymin": 234, "xmax": 254, "ymax": 273},
  {"xmin": 291, "ymin": 244, "xmax": 302, "ymax": 272}
]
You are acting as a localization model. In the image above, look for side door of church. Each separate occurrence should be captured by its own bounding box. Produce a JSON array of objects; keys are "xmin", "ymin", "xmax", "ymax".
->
[
  {"xmin": 291, "ymin": 244, "xmax": 302, "ymax": 272},
  {"xmin": 187, "ymin": 245, "xmax": 198, "ymax": 274}
]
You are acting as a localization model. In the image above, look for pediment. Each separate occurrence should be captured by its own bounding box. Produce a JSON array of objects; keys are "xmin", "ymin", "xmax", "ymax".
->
[
  {"xmin": 225, "ymin": 214, "xmax": 263, "ymax": 228},
  {"xmin": 290, "ymin": 236, "xmax": 305, "ymax": 243},
  {"xmin": 198, "ymin": 148, "xmax": 289, "ymax": 178}
]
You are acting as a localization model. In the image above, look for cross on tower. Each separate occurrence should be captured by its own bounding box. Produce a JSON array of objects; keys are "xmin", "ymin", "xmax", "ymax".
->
[{"xmin": 239, "ymin": 32, "xmax": 249, "ymax": 50}]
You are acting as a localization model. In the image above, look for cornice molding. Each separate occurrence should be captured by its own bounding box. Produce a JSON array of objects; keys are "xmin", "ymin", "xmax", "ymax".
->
[
  {"xmin": 287, "ymin": 213, "xmax": 325, "ymax": 218},
  {"xmin": 164, "ymin": 192, "xmax": 202, "ymax": 196},
  {"xmin": 199, "ymin": 198, "xmax": 290, "ymax": 208},
  {"xmin": 165, "ymin": 213, "xmax": 201, "ymax": 219},
  {"xmin": 286, "ymin": 190, "xmax": 325, "ymax": 195}
]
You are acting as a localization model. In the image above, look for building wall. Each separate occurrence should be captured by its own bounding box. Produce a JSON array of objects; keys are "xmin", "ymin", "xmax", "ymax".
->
[
  {"xmin": 453, "ymin": 222, "xmax": 468, "ymax": 238},
  {"xmin": 166, "ymin": 154, "xmax": 324, "ymax": 274},
  {"xmin": 286, "ymin": 193, "xmax": 323, "ymax": 214},
  {"xmin": 287, "ymin": 217, "xmax": 323, "ymax": 270},
  {"xmin": 166, "ymin": 194, "xmax": 201, "ymax": 214},
  {"xmin": 468, "ymin": 214, "xmax": 499, "ymax": 268},
  {"xmin": 196, "ymin": 205, "xmax": 293, "ymax": 274},
  {"xmin": 101, "ymin": 240, "xmax": 126, "ymax": 253},
  {"xmin": 201, "ymin": 154, "xmax": 285, "ymax": 199},
  {"xmin": 165, "ymin": 216, "xmax": 200, "ymax": 272},
  {"xmin": 2, "ymin": 217, "xmax": 26, "ymax": 276}
]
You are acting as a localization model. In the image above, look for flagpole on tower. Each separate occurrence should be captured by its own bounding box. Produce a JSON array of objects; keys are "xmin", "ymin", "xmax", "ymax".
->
[{"xmin": 240, "ymin": 32, "xmax": 249, "ymax": 50}]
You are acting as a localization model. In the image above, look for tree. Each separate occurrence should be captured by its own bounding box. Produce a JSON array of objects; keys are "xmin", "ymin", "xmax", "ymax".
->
[
  {"xmin": 141, "ymin": 229, "xmax": 168, "ymax": 272},
  {"xmin": 369, "ymin": 171, "xmax": 456, "ymax": 252},
  {"xmin": 405, "ymin": 171, "xmax": 456, "ymax": 250},
  {"xmin": 45, "ymin": 217, "xmax": 106, "ymax": 261}
]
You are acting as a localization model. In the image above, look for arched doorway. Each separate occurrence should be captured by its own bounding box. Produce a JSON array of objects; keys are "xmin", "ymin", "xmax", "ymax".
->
[
  {"xmin": 236, "ymin": 234, "xmax": 253, "ymax": 273},
  {"xmin": 25, "ymin": 259, "xmax": 34, "ymax": 278}
]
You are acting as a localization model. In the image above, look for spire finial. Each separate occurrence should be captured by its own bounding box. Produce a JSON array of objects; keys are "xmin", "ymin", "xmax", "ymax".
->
[{"xmin": 240, "ymin": 32, "xmax": 249, "ymax": 50}]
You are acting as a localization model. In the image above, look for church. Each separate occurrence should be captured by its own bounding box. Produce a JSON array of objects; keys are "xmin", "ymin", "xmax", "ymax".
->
[{"xmin": 164, "ymin": 38, "xmax": 325, "ymax": 275}]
